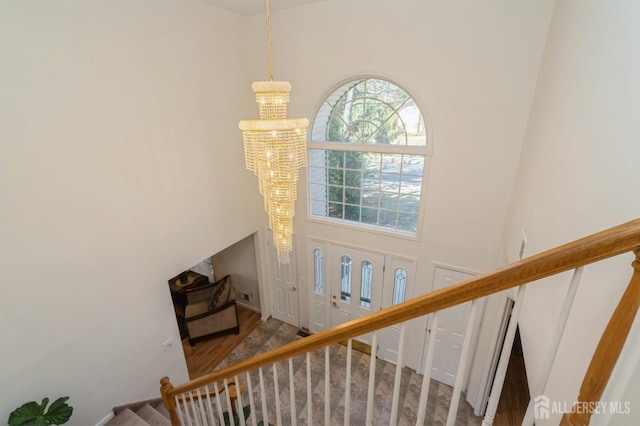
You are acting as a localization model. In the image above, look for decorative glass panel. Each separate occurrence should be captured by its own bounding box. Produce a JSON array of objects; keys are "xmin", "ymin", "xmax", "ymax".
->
[
  {"xmin": 341, "ymin": 255, "xmax": 352, "ymax": 302},
  {"xmin": 360, "ymin": 261, "xmax": 373, "ymax": 309},
  {"xmin": 392, "ymin": 268, "xmax": 408, "ymax": 305},
  {"xmin": 313, "ymin": 249, "xmax": 324, "ymax": 295}
]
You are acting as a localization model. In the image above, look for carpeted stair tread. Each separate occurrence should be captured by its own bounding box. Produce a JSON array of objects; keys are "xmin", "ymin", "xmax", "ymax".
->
[
  {"xmin": 105, "ymin": 408, "xmax": 149, "ymax": 426},
  {"xmin": 136, "ymin": 404, "xmax": 170, "ymax": 426},
  {"xmin": 151, "ymin": 401, "xmax": 170, "ymax": 418}
]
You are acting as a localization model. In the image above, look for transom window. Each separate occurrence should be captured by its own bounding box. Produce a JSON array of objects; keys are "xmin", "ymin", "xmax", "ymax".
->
[{"xmin": 309, "ymin": 78, "xmax": 430, "ymax": 235}]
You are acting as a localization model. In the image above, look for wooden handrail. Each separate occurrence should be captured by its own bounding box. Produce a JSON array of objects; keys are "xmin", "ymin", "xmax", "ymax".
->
[
  {"xmin": 164, "ymin": 218, "xmax": 640, "ymax": 399},
  {"xmin": 560, "ymin": 249, "xmax": 640, "ymax": 425}
]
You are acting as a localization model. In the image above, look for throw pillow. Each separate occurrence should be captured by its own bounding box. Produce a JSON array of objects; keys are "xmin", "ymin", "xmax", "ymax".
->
[{"xmin": 208, "ymin": 281, "xmax": 224, "ymax": 311}]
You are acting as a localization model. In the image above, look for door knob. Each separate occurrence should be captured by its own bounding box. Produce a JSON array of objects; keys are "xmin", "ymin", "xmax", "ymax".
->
[
  {"xmin": 332, "ymin": 295, "xmax": 337, "ymax": 299},
  {"xmin": 290, "ymin": 286, "xmax": 297, "ymax": 291}
]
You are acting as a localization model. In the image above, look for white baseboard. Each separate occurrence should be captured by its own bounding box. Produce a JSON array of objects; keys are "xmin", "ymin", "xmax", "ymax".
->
[
  {"xmin": 236, "ymin": 300, "xmax": 261, "ymax": 314},
  {"xmin": 95, "ymin": 411, "xmax": 114, "ymax": 426}
]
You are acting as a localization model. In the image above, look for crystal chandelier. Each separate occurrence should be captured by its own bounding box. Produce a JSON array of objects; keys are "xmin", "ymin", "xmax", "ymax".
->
[{"xmin": 239, "ymin": 0, "xmax": 308, "ymax": 264}]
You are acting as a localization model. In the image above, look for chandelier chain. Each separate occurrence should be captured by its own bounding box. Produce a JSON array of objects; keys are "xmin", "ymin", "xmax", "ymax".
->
[{"xmin": 266, "ymin": 0, "xmax": 274, "ymax": 81}]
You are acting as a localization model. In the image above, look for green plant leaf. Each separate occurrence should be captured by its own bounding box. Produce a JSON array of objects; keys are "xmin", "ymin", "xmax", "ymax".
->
[
  {"xmin": 8, "ymin": 397, "xmax": 72, "ymax": 426},
  {"xmin": 44, "ymin": 397, "xmax": 73, "ymax": 425}
]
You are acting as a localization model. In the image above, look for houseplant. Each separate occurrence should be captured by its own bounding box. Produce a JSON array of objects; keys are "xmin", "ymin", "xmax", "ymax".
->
[{"xmin": 8, "ymin": 397, "xmax": 73, "ymax": 426}]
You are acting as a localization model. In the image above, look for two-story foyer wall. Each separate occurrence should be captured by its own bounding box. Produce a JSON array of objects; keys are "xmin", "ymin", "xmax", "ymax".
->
[
  {"xmin": 243, "ymin": 0, "xmax": 554, "ymax": 395},
  {"xmin": 0, "ymin": 1, "xmax": 263, "ymax": 424}
]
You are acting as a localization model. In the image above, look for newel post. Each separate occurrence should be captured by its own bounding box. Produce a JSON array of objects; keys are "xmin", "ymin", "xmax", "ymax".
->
[
  {"xmin": 560, "ymin": 249, "xmax": 640, "ymax": 426},
  {"xmin": 160, "ymin": 376, "xmax": 180, "ymax": 426}
]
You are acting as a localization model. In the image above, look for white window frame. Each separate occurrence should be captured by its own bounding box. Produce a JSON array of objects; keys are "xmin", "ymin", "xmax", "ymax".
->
[{"xmin": 307, "ymin": 76, "xmax": 432, "ymax": 239}]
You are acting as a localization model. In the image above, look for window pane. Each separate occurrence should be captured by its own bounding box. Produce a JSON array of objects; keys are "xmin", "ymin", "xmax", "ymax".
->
[
  {"xmin": 327, "ymin": 151, "xmax": 344, "ymax": 168},
  {"xmin": 393, "ymin": 268, "xmax": 408, "ymax": 305},
  {"xmin": 328, "ymin": 186, "xmax": 343, "ymax": 202},
  {"xmin": 344, "ymin": 187, "xmax": 361, "ymax": 204},
  {"xmin": 345, "ymin": 170, "xmax": 361, "ymax": 188},
  {"xmin": 360, "ymin": 261, "xmax": 373, "ymax": 309},
  {"xmin": 398, "ymin": 213, "xmax": 418, "ymax": 233},
  {"xmin": 345, "ymin": 151, "xmax": 363, "ymax": 169},
  {"xmin": 309, "ymin": 149, "xmax": 328, "ymax": 167},
  {"xmin": 311, "ymin": 200, "xmax": 327, "ymax": 216},
  {"xmin": 361, "ymin": 190, "xmax": 379, "ymax": 207},
  {"xmin": 328, "ymin": 169, "xmax": 344, "ymax": 186},
  {"xmin": 341, "ymin": 256, "xmax": 352, "ymax": 302},
  {"xmin": 344, "ymin": 205, "xmax": 360, "ymax": 222},
  {"xmin": 314, "ymin": 249, "xmax": 324, "ymax": 295},
  {"xmin": 362, "ymin": 208, "xmax": 378, "ymax": 225},
  {"xmin": 329, "ymin": 203, "xmax": 343, "ymax": 218},
  {"xmin": 309, "ymin": 166, "xmax": 327, "ymax": 185},
  {"xmin": 398, "ymin": 194, "xmax": 420, "ymax": 214},
  {"xmin": 379, "ymin": 210, "xmax": 397, "ymax": 228}
]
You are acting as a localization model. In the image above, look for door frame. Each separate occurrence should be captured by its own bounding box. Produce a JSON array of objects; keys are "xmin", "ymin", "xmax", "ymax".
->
[{"xmin": 419, "ymin": 263, "xmax": 485, "ymax": 390}]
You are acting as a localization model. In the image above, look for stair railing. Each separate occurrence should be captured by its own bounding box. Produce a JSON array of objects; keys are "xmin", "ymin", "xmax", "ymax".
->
[{"xmin": 161, "ymin": 219, "xmax": 640, "ymax": 426}]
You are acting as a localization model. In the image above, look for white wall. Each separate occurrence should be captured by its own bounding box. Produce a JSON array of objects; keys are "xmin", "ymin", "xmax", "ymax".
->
[
  {"xmin": 212, "ymin": 234, "xmax": 261, "ymax": 312},
  {"xmin": 244, "ymin": 0, "xmax": 554, "ymax": 378},
  {"xmin": 0, "ymin": 1, "xmax": 261, "ymax": 424},
  {"xmin": 501, "ymin": 1, "xmax": 640, "ymax": 423}
]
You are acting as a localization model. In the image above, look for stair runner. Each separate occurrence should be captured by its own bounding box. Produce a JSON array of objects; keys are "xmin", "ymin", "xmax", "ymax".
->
[{"xmin": 106, "ymin": 398, "xmax": 171, "ymax": 426}]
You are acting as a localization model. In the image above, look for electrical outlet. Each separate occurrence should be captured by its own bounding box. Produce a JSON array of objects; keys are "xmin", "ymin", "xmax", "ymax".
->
[
  {"xmin": 250, "ymin": 291, "xmax": 255, "ymax": 298},
  {"xmin": 162, "ymin": 338, "xmax": 173, "ymax": 351}
]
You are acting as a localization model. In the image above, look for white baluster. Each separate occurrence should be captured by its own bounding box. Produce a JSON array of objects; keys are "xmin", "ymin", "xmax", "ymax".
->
[
  {"xmin": 223, "ymin": 380, "xmax": 234, "ymax": 425},
  {"xmin": 482, "ymin": 285, "xmax": 527, "ymax": 426},
  {"xmin": 325, "ymin": 346, "xmax": 331, "ymax": 426},
  {"xmin": 416, "ymin": 312, "xmax": 440, "ymax": 426},
  {"xmin": 203, "ymin": 385, "xmax": 216, "ymax": 425},
  {"xmin": 273, "ymin": 363, "xmax": 282, "ymax": 425},
  {"xmin": 344, "ymin": 339, "xmax": 353, "ymax": 426},
  {"xmin": 246, "ymin": 372, "xmax": 257, "ymax": 426},
  {"xmin": 446, "ymin": 299, "xmax": 479, "ymax": 426},
  {"xmin": 259, "ymin": 367, "xmax": 269, "ymax": 426},
  {"xmin": 522, "ymin": 267, "xmax": 583, "ymax": 426},
  {"xmin": 307, "ymin": 352, "xmax": 313, "ymax": 425},
  {"xmin": 214, "ymin": 382, "xmax": 225, "ymax": 425},
  {"xmin": 175, "ymin": 395, "xmax": 185, "ymax": 426},
  {"xmin": 289, "ymin": 358, "xmax": 297, "ymax": 426},
  {"xmin": 185, "ymin": 392, "xmax": 196, "ymax": 426},
  {"xmin": 365, "ymin": 331, "xmax": 379, "ymax": 426},
  {"xmin": 235, "ymin": 375, "xmax": 247, "ymax": 426},
  {"xmin": 390, "ymin": 322, "xmax": 407, "ymax": 426},
  {"xmin": 195, "ymin": 388, "xmax": 207, "ymax": 426}
]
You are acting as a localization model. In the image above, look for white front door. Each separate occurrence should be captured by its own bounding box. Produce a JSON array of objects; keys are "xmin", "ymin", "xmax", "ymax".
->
[
  {"xmin": 428, "ymin": 266, "xmax": 475, "ymax": 386},
  {"xmin": 329, "ymin": 246, "xmax": 385, "ymax": 346},
  {"xmin": 268, "ymin": 231, "xmax": 299, "ymax": 327}
]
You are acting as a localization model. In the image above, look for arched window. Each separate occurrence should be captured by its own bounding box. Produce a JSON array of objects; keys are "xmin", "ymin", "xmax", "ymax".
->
[
  {"xmin": 309, "ymin": 77, "xmax": 431, "ymax": 235},
  {"xmin": 313, "ymin": 248, "xmax": 324, "ymax": 295}
]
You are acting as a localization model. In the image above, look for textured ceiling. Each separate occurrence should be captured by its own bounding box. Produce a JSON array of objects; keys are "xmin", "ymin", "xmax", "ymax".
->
[{"xmin": 200, "ymin": 0, "xmax": 328, "ymax": 16}]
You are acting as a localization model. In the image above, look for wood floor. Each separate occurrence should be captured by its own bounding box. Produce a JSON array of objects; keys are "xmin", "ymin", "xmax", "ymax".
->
[
  {"xmin": 182, "ymin": 304, "xmax": 262, "ymax": 379},
  {"xmin": 494, "ymin": 329, "xmax": 530, "ymax": 425}
]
